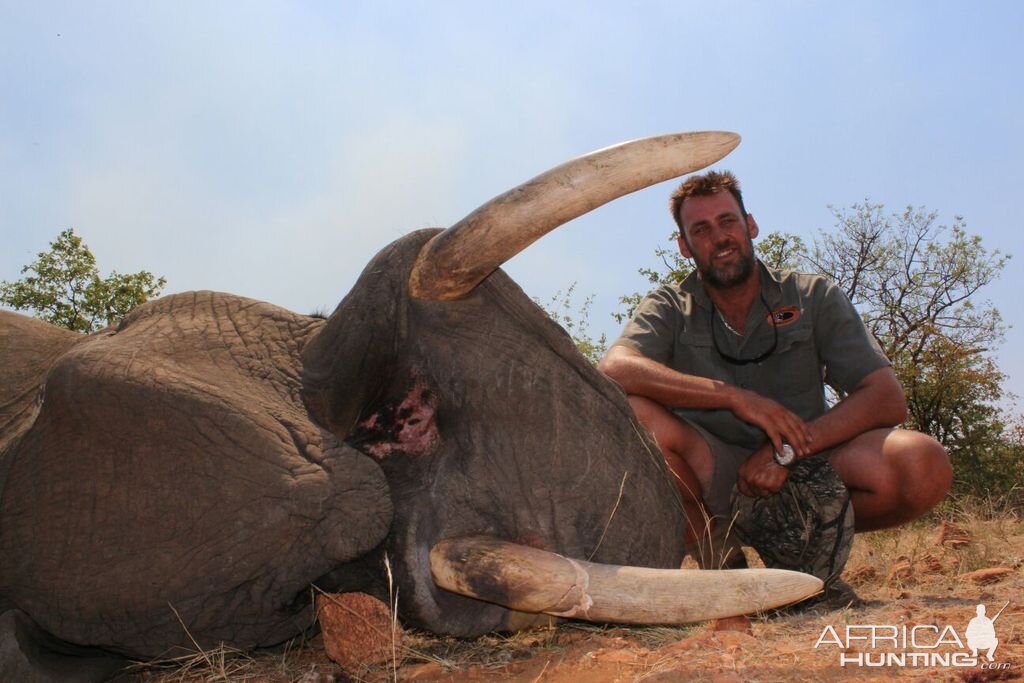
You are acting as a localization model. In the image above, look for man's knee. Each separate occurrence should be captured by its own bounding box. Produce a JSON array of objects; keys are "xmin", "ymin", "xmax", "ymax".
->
[
  {"xmin": 625, "ymin": 395, "xmax": 697, "ymax": 453},
  {"xmin": 833, "ymin": 428, "xmax": 951, "ymax": 529},
  {"xmin": 626, "ymin": 395, "xmax": 667, "ymax": 427},
  {"xmin": 624, "ymin": 394, "xmax": 713, "ymax": 500},
  {"xmin": 891, "ymin": 430, "xmax": 952, "ymax": 516}
]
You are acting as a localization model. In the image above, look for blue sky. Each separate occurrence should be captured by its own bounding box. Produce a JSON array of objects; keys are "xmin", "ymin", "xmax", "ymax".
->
[{"xmin": 3, "ymin": 1, "xmax": 1022, "ymax": 411}]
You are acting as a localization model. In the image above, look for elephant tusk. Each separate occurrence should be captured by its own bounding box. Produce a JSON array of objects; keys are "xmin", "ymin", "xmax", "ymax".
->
[
  {"xmin": 429, "ymin": 535, "xmax": 823, "ymax": 624},
  {"xmin": 408, "ymin": 131, "xmax": 740, "ymax": 301}
]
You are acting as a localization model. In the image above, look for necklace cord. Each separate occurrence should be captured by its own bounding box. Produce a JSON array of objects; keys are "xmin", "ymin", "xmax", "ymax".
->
[{"xmin": 709, "ymin": 292, "xmax": 778, "ymax": 366}]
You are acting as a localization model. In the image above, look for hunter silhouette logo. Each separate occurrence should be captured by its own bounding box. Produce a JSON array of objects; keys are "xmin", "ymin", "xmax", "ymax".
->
[
  {"xmin": 966, "ymin": 601, "xmax": 1007, "ymax": 662},
  {"xmin": 815, "ymin": 601, "xmax": 1012, "ymax": 670}
]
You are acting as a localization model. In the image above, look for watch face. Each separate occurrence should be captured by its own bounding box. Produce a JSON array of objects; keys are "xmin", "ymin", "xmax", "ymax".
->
[{"xmin": 775, "ymin": 443, "xmax": 795, "ymax": 466}]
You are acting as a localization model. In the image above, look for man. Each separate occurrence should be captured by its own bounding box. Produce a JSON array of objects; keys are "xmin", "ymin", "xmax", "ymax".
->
[{"xmin": 599, "ymin": 171, "xmax": 951, "ymax": 580}]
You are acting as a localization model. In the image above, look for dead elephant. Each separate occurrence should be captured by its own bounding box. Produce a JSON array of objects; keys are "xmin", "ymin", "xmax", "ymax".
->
[{"xmin": 0, "ymin": 132, "xmax": 821, "ymax": 680}]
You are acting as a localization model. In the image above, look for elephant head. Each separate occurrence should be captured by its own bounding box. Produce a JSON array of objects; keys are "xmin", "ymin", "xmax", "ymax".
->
[{"xmin": 0, "ymin": 132, "xmax": 820, "ymax": 666}]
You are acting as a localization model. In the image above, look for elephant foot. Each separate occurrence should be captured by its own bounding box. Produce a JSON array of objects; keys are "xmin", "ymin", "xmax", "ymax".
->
[{"xmin": 0, "ymin": 608, "xmax": 127, "ymax": 682}]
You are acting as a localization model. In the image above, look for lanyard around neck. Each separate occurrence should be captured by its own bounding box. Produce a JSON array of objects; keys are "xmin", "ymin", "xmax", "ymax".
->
[{"xmin": 709, "ymin": 292, "xmax": 778, "ymax": 366}]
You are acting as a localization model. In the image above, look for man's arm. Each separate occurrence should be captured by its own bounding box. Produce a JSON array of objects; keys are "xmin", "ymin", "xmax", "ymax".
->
[
  {"xmin": 737, "ymin": 365, "xmax": 906, "ymax": 497},
  {"xmin": 806, "ymin": 365, "xmax": 907, "ymax": 451},
  {"xmin": 599, "ymin": 344, "xmax": 812, "ymax": 456},
  {"xmin": 739, "ymin": 277, "xmax": 907, "ymax": 496},
  {"xmin": 599, "ymin": 344, "xmax": 735, "ymax": 409}
]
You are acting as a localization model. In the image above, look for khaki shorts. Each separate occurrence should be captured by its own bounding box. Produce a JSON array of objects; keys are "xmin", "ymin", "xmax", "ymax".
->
[
  {"xmin": 681, "ymin": 417, "xmax": 839, "ymax": 526},
  {"xmin": 678, "ymin": 418, "xmax": 751, "ymax": 526}
]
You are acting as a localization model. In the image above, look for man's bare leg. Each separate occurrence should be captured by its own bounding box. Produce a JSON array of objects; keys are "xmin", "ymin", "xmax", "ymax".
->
[
  {"xmin": 626, "ymin": 396, "xmax": 718, "ymax": 551},
  {"xmin": 830, "ymin": 428, "xmax": 951, "ymax": 531}
]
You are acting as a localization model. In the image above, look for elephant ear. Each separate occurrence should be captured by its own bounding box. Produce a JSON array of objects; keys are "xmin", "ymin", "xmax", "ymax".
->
[{"xmin": 0, "ymin": 312, "xmax": 84, "ymax": 458}]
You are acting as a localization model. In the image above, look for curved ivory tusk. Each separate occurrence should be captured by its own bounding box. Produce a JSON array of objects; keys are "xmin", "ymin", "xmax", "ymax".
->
[
  {"xmin": 430, "ymin": 536, "xmax": 822, "ymax": 624},
  {"xmin": 409, "ymin": 131, "xmax": 740, "ymax": 301}
]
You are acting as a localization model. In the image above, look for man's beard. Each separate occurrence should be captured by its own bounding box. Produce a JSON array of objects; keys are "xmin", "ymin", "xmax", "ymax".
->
[{"xmin": 696, "ymin": 246, "xmax": 756, "ymax": 289}]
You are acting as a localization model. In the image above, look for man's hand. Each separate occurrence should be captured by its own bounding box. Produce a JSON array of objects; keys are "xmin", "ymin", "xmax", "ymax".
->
[
  {"xmin": 737, "ymin": 444, "xmax": 789, "ymax": 498},
  {"xmin": 730, "ymin": 388, "xmax": 812, "ymax": 458}
]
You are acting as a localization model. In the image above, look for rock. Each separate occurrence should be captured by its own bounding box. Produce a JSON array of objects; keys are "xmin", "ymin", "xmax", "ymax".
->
[
  {"xmin": 917, "ymin": 552, "xmax": 944, "ymax": 573},
  {"xmin": 935, "ymin": 520, "xmax": 970, "ymax": 547},
  {"xmin": 961, "ymin": 567, "xmax": 1015, "ymax": 585},
  {"xmin": 887, "ymin": 556, "xmax": 913, "ymax": 584},
  {"xmin": 317, "ymin": 592, "xmax": 402, "ymax": 673},
  {"xmin": 710, "ymin": 615, "xmax": 752, "ymax": 634}
]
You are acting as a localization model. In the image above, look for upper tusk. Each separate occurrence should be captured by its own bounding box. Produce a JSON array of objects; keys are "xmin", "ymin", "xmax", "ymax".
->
[
  {"xmin": 408, "ymin": 131, "xmax": 740, "ymax": 301},
  {"xmin": 430, "ymin": 535, "xmax": 822, "ymax": 624}
]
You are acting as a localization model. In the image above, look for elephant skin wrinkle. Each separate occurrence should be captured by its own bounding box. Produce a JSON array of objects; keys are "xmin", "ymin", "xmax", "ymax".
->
[{"xmin": 0, "ymin": 292, "xmax": 393, "ymax": 659}]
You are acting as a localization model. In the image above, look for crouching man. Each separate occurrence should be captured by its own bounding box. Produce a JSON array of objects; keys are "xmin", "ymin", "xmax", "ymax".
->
[{"xmin": 599, "ymin": 171, "xmax": 951, "ymax": 601}]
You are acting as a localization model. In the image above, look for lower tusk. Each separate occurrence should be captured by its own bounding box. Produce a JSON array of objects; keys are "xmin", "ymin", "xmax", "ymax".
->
[{"xmin": 430, "ymin": 536, "xmax": 823, "ymax": 624}]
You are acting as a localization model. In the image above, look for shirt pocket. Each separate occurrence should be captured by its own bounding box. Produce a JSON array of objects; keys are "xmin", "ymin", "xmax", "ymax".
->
[
  {"xmin": 673, "ymin": 331, "xmax": 734, "ymax": 384},
  {"xmin": 769, "ymin": 323, "xmax": 822, "ymax": 397}
]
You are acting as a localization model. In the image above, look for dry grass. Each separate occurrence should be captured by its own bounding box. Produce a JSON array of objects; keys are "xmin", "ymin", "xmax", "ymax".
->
[
  {"xmin": 137, "ymin": 500, "xmax": 1023, "ymax": 682},
  {"xmin": 130, "ymin": 638, "xmax": 321, "ymax": 682}
]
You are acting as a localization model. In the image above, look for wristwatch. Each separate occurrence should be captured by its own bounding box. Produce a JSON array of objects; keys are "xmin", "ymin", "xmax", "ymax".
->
[{"xmin": 773, "ymin": 443, "xmax": 796, "ymax": 467}]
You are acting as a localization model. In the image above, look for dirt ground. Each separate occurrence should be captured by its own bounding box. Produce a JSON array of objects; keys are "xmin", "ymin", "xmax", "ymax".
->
[{"xmin": 140, "ymin": 512, "xmax": 1023, "ymax": 682}]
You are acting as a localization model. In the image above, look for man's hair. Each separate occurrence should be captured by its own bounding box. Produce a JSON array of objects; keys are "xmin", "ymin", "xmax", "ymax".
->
[{"xmin": 669, "ymin": 170, "xmax": 747, "ymax": 233}]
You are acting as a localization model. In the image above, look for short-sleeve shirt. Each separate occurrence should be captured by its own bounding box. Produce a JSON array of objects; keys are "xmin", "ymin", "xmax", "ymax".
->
[{"xmin": 612, "ymin": 262, "xmax": 890, "ymax": 451}]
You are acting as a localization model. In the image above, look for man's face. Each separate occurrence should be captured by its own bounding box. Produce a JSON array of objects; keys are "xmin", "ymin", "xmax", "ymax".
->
[{"xmin": 677, "ymin": 191, "xmax": 759, "ymax": 289}]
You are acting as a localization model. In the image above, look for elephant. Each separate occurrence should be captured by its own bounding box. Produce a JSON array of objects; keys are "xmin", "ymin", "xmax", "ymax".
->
[{"xmin": 0, "ymin": 132, "xmax": 821, "ymax": 680}]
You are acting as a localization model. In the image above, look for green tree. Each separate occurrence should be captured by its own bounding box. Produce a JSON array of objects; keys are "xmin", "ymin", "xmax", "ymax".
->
[
  {"xmin": 613, "ymin": 231, "xmax": 691, "ymax": 326},
  {"xmin": 810, "ymin": 204, "xmax": 1013, "ymax": 497},
  {"xmin": 809, "ymin": 204, "xmax": 1008, "ymax": 418},
  {"xmin": 755, "ymin": 231, "xmax": 807, "ymax": 271},
  {"xmin": 1, "ymin": 228, "xmax": 166, "ymax": 333},
  {"xmin": 535, "ymin": 283, "xmax": 608, "ymax": 365}
]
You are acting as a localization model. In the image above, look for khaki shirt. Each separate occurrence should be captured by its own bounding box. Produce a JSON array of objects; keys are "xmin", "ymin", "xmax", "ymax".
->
[{"xmin": 612, "ymin": 262, "xmax": 890, "ymax": 450}]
